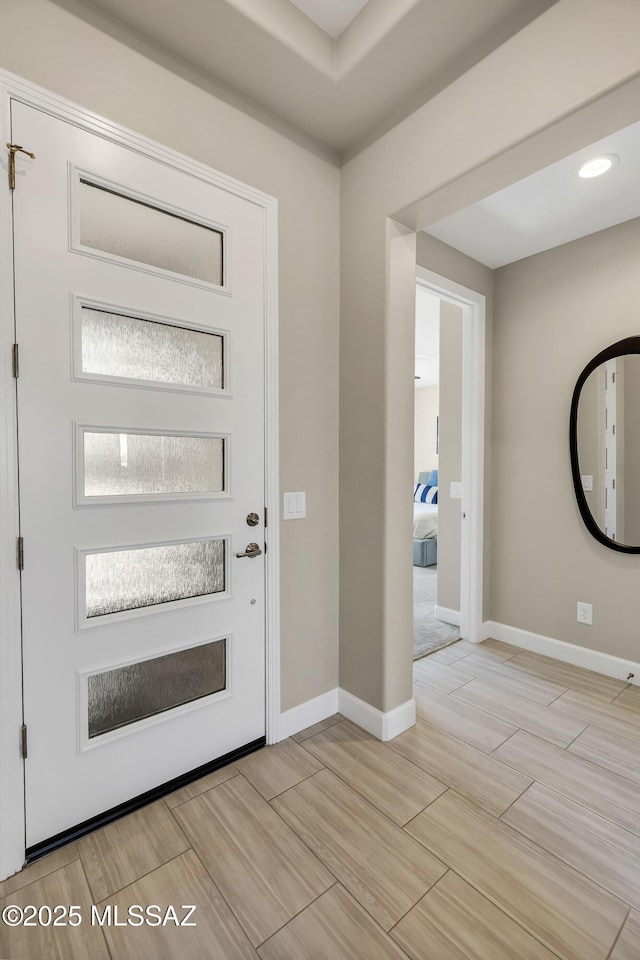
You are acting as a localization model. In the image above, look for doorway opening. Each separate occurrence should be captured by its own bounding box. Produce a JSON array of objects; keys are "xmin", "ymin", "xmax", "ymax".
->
[
  {"xmin": 412, "ymin": 284, "xmax": 462, "ymax": 659},
  {"xmin": 412, "ymin": 265, "xmax": 486, "ymax": 665}
]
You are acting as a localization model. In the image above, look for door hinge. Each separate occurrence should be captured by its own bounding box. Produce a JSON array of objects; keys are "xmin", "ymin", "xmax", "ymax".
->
[
  {"xmin": 6, "ymin": 143, "xmax": 36, "ymax": 190},
  {"xmin": 613, "ymin": 478, "xmax": 616, "ymax": 489},
  {"xmin": 17, "ymin": 536, "xmax": 24, "ymax": 571},
  {"xmin": 264, "ymin": 507, "xmax": 268, "ymax": 527},
  {"xmin": 12, "ymin": 343, "xmax": 19, "ymax": 378},
  {"xmin": 20, "ymin": 724, "xmax": 28, "ymax": 759}
]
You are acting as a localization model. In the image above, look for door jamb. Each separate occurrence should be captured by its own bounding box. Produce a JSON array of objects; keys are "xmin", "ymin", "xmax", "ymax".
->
[
  {"xmin": 415, "ymin": 265, "xmax": 485, "ymax": 644},
  {"xmin": 0, "ymin": 67, "xmax": 280, "ymax": 882}
]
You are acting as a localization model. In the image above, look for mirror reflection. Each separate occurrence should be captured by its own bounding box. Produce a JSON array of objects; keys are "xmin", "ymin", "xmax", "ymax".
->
[{"xmin": 577, "ymin": 353, "xmax": 640, "ymax": 546}]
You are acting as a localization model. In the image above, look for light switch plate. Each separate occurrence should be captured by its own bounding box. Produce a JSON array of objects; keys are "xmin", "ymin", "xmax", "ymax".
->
[
  {"xmin": 450, "ymin": 482, "xmax": 463, "ymax": 499},
  {"xmin": 283, "ymin": 491, "xmax": 306, "ymax": 520},
  {"xmin": 581, "ymin": 475, "xmax": 593, "ymax": 492}
]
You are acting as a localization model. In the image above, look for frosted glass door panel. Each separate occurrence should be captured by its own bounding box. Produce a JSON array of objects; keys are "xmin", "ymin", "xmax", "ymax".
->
[
  {"xmin": 82, "ymin": 430, "xmax": 224, "ymax": 499},
  {"xmin": 85, "ymin": 539, "xmax": 226, "ymax": 619},
  {"xmin": 88, "ymin": 639, "xmax": 226, "ymax": 738},
  {"xmin": 81, "ymin": 308, "xmax": 224, "ymax": 390},
  {"xmin": 79, "ymin": 181, "xmax": 223, "ymax": 284}
]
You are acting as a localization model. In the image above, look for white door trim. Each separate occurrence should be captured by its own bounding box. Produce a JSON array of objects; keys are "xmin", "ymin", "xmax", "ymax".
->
[
  {"xmin": 415, "ymin": 265, "xmax": 485, "ymax": 645},
  {"xmin": 0, "ymin": 67, "xmax": 280, "ymax": 881}
]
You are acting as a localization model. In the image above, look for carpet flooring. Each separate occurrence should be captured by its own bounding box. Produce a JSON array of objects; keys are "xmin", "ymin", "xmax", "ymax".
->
[{"xmin": 413, "ymin": 564, "xmax": 460, "ymax": 660}]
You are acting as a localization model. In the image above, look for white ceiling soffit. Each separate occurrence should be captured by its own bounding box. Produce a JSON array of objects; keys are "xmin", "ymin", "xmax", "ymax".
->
[
  {"xmin": 58, "ymin": 0, "xmax": 558, "ymax": 156},
  {"xmin": 425, "ymin": 120, "xmax": 640, "ymax": 268},
  {"xmin": 287, "ymin": 0, "xmax": 371, "ymax": 39}
]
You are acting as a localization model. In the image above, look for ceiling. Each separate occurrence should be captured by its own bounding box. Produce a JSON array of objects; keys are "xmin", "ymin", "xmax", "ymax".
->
[
  {"xmin": 288, "ymin": 0, "xmax": 371, "ymax": 38},
  {"xmin": 55, "ymin": 0, "xmax": 558, "ymax": 157},
  {"xmin": 425, "ymin": 120, "xmax": 640, "ymax": 268}
]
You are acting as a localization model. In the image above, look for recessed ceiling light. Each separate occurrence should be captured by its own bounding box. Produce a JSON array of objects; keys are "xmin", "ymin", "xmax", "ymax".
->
[{"xmin": 578, "ymin": 155, "xmax": 619, "ymax": 179}]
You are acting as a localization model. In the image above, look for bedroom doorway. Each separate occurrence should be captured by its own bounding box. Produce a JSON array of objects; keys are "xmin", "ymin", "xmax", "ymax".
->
[
  {"xmin": 413, "ymin": 266, "xmax": 486, "ymax": 657},
  {"xmin": 413, "ymin": 285, "xmax": 463, "ymax": 659}
]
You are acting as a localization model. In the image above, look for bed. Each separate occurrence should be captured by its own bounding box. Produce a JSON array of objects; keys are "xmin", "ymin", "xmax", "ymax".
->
[{"xmin": 413, "ymin": 470, "xmax": 438, "ymax": 566}]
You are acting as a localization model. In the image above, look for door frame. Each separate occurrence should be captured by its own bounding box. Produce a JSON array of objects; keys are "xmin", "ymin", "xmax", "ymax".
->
[
  {"xmin": 0, "ymin": 68, "xmax": 280, "ymax": 881},
  {"xmin": 415, "ymin": 265, "xmax": 485, "ymax": 644}
]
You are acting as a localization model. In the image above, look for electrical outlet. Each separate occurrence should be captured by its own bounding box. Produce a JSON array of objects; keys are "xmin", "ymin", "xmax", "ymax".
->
[{"xmin": 577, "ymin": 601, "xmax": 593, "ymax": 625}]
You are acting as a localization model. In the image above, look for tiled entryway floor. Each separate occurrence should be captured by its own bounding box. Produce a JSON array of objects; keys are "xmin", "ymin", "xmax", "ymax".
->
[{"xmin": 2, "ymin": 638, "xmax": 640, "ymax": 959}]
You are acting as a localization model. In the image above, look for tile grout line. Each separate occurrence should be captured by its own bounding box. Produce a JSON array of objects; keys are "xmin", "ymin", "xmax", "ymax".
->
[
  {"xmin": 162, "ymin": 769, "xmax": 242, "ymax": 810},
  {"xmin": 182, "ymin": 847, "xmax": 278, "ymax": 950},
  {"xmin": 253, "ymin": 881, "xmax": 340, "ymax": 952},
  {"xmin": 436, "ymin": 867, "xmax": 570, "ymax": 960},
  {"xmin": 291, "ymin": 714, "xmax": 344, "ymax": 744},
  {"xmin": 546, "ymin": 686, "xmax": 572, "ymax": 706},
  {"xmin": 561, "ymin": 722, "xmax": 591, "ymax": 752},
  {"xmin": 267, "ymin": 771, "xmax": 450, "ymax": 934},
  {"xmin": 447, "ymin": 683, "xmax": 586, "ymax": 749},
  {"xmin": 506, "ymin": 656, "xmax": 628, "ymax": 701},
  {"xmin": 295, "ymin": 727, "xmax": 450, "ymax": 827},
  {"xmin": 401, "ymin": 788, "xmax": 451, "ymax": 834},
  {"xmin": 499, "ymin": 792, "xmax": 639, "ymax": 923},
  {"xmin": 169, "ymin": 777, "xmax": 342, "ymax": 950},
  {"xmin": 608, "ymin": 682, "xmax": 634, "ymax": 706},
  {"xmin": 163, "ymin": 773, "xmax": 294, "ymax": 948},
  {"xmin": 384, "ymin": 867, "xmax": 450, "ymax": 936},
  {"xmin": 549, "ymin": 695, "xmax": 640, "ymax": 737},
  {"xmin": 490, "ymin": 730, "xmax": 640, "ymax": 844},
  {"xmin": 413, "ymin": 674, "xmax": 477, "ymax": 696},
  {"xmin": 432, "ymin": 655, "xmax": 572, "ymax": 705},
  {"xmin": 408, "ymin": 691, "xmax": 518, "ymax": 755},
  {"xmin": 91, "ymin": 849, "xmax": 190, "ymax": 906},
  {"xmin": 75, "ymin": 850, "xmax": 116, "ymax": 960},
  {"xmin": 262, "ymin": 761, "xmax": 328, "ymax": 802},
  {"xmin": 389, "ymin": 865, "xmax": 569, "ymax": 960},
  {"xmin": 398, "ymin": 788, "xmax": 573, "ymax": 954},
  {"xmin": 406, "ymin": 787, "xmax": 631, "ymax": 960},
  {"xmin": 566, "ymin": 724, "xmax": 640, "ymax": 787},
  {"xmin": 605, "ymin": 906, "xmax": 632, "ymax": 960},
  {"xmin": 494, "ymin": 767, "xmax": 536, "ymax": 820},
  {"xmin": 0, "ymin": 852, "xmax": 82, "ymax": 902}
]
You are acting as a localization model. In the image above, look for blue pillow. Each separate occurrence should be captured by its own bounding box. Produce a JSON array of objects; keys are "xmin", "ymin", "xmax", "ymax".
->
[
  {"xmin": 426, "ymin": 469, "xmax": 439, "ymax": 487},
  {"xmin": 414, "ymin": 483, "xmax": 438, "ymax": 504}
]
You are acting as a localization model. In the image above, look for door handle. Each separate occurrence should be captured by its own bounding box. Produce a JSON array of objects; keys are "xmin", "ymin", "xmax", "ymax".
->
[{"xmin": 235, "ymin": 542, "xmax": 262, "ymax": 559}]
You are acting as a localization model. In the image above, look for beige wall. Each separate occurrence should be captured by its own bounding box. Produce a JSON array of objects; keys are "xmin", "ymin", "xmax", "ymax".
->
[
  {"xmin": 437, "ymin": 302, "xmax": 463, "ymax": 613},
  {"xmin": 0, "ymin": 0, "xmax": 340, "ymax": 712},
  {"xmin": 340, "ymin": 0, "xmax": 640, "ymax": 712},
  {"xmin": 492, "ymin": 217, "xmax": 640, "ymax": 660},
  {"xmin": 414, "ymin": 386, "xmax": 439, "ymax": 479}
]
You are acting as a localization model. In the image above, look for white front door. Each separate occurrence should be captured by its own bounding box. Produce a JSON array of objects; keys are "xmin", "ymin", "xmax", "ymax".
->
[{"xmin": 11, "ymin": 102, "xmax": 267, "ymax": 848}]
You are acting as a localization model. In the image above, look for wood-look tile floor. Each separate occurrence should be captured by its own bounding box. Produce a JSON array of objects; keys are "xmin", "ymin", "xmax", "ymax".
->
[{"xmin": 2, "ymin": 639, "xmax": 640, "ymax": 960}]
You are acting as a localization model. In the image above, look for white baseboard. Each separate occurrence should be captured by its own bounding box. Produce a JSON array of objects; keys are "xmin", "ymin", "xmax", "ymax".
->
[
  {"xmin": 277, "ymin": 688, "xmax": 339, "ymax": 741},
  {"xmin": 483, "ymin": 620, "xmax": 640, "ymax": 685},
  {"xmin": 338, "ymin": 689, "xmax": 416, "ymax": 741},
  {"xmin": 435, "ymin": 605, "xmax": 460, "ymax": 627},
  {"xmin": 277, "ymin": 686, "xmax": 416, "ymax": 742}
]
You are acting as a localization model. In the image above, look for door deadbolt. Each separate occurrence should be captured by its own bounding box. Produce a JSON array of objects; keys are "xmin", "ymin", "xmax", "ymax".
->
[{"xmin": 246, "ymin": 512, "xmax": 260, "ymax": 527}]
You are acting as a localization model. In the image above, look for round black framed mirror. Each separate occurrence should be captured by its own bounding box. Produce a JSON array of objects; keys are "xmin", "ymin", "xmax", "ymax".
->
[{"xmin": 570, "ymin": 336, "xmax": 640, "ymax": 552}]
